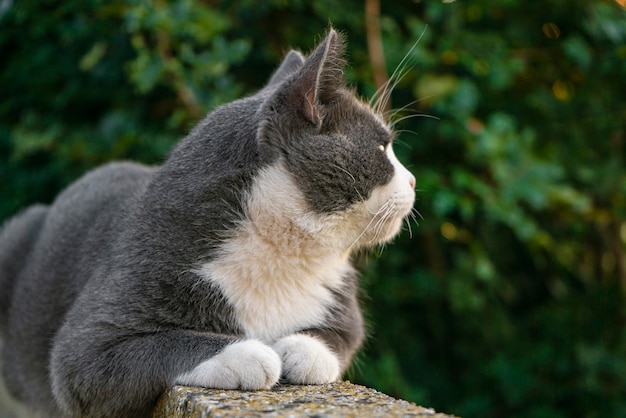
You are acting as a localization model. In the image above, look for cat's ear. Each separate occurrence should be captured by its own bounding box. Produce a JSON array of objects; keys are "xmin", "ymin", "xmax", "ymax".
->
[
  {"xmin": 267, "ymin": 50, "xmax": 305, "ymax": 87},
  {"xmin": 287, "ymin": 28, "xmax": 346, "ymax": 126}
]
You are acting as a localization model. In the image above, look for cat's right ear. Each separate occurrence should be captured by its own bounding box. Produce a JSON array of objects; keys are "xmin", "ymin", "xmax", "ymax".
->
[
  {"xmin": 267, "ymin": 50, "xmax": 305, "ymax": 87},
  {"xmin": 283, "ymin": 29, "xmax": 346, "ymax": 127}
]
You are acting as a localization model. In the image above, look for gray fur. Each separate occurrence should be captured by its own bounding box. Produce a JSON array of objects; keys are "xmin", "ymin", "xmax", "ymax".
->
[{"xmin": 0, "ymin": 29, "xmax": 408, "ymax": 418}]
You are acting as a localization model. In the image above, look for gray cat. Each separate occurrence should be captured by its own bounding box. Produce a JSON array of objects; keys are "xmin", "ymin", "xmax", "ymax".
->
[{"xmin": 0, "ymin": 29, "xmax": 415, "ymax": 418}]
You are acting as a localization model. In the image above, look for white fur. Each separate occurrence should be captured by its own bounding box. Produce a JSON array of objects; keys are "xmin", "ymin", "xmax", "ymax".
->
[
  {"xmin": 174, "ymin": 340, "xmax": 281, "ymax": 390},
  {"xmin": 273, "ymin": 334, "xmax": 340, "ymax": 384},
  {"xmin": 387, "ymin": 145, "xmax": 416, "ymax": 191},
  {"xmin": 195, "ymin": 164, "xmax": 354, "ymax": 342}
]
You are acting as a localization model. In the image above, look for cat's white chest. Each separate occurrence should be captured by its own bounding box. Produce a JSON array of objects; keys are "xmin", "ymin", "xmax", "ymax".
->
[{"xmin": 196, "ymin": 240, "xmax": 350, "ymax": 342}]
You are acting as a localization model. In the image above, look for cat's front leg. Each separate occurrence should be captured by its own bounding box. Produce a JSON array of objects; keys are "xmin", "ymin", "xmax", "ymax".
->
[
  {"xmin": 272, "ymin": 334, "xmax": 341, "ymax": 384},
  {"xmin": 50, "ymin": 330, "xmax": 281, "ymax": 417}
]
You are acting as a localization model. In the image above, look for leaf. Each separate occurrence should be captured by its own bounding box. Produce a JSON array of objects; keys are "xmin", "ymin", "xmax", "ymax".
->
[
  {"xmin": 127, "ymin": 50, "xmax": 164, "ymax": 93},
  {"xmin": 79, "ymin": 42, "xmax": 108, "ymax": 71},
  {"xmin": 414, "ymin": 73, "xmax": 459, "ymax": 106},
  {"xmin": 563, "ymin": 35, "xmax": 592, "ymax": 69}
]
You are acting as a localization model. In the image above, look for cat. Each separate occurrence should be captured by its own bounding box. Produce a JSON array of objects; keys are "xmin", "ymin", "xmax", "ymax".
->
[{"xmin": 0, "ymin": 28, "xmax": 416, "ymax": 418}]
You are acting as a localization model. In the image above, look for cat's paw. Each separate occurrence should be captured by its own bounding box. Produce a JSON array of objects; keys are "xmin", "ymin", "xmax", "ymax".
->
[
  {"xmin": 272, "ymin": 334, "xmax": 340, "ymax": 384},
  {"xmin": 174, "ymin": 340, "xmax": 281, "ymax": 390}
]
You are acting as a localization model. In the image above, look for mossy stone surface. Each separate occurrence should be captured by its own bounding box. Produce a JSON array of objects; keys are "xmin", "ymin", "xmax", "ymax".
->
[{"xmin": 152, "ymin": 381, "xmax": 457, "ymax": 417}]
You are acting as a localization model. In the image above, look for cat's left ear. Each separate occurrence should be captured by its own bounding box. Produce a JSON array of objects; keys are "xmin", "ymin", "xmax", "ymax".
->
[
  {"xmin": 286, "ymin": 28, "xmax": 346, "ymax": 126},
  {"xmin": 267, "ymin": 50, "xmax": 305, "ymax": 87}
]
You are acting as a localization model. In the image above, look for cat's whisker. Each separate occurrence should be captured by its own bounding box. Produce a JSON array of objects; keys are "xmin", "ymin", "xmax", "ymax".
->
[
  {"xmin": 378, "ymin": 66, "xmax": 414, "ymax": 117},
  {"xmin": 390, "ymin": 113, "xmax": 440, "ymax": 130},
  {"xmin": 411, "ymin": 207, "xmax": 424, "ymax": 222},
  {"xmin": 384, "ymin": 98, "xmax": 421, "ymax": 121},
  {"xmin": 371, "ymin": 51, "xmax": 413, "ymax": 111},
  {"xmin": 388, "ymin": 96, "xmax": 440, "ymax": 131},
  {"xmin": 371, "ymin": 27, "xmax": 427, "ymax": 117},
  {"xmin": 374, "ymin": 242, "xmax": 386, "ymax": 258},
  {"xmin": 386, "ymin": 30, "xmax": 425, "ymax": 88},
  {"xmin": 404, "ymin": 215, "xmax": 414, "ymax": 239},
  {"xmin": 330, "ymin": 164, "xmax": 356, "ymax": 184},
  {"xmin": 371, "ymin": 217, "xmax": 386, "ymax": 242},
  {"xmin": 370, "ymin": 203, "xmax": 395, "ymax": 244},
  {"xmin": 363, "ymin": 199, "xmax": 392, "ymax": 217},
  {"xmin": 393, "ymin": 129, "xmax": 420, "ymax": 140},
  {"xmin": 389, "ymin": 93, "xmax": 438, "ymax": 114},
  {"xmin": 347, "ymin": 217, "xmax": 378, "ymax": 252},
  {"xmin": 413, "ymin": 211, "xmax": 422, "ymax": 224},
  {"xmin": 370, "ymin": 56, "xmax": 409, "ymax": 115},
  {"xmin": 370, "ymin": 76, "xmax": 393, "ymax": 115},
  {"xmin": 385, "ymin": 97, "xmax": 437, "ymax": 127}
]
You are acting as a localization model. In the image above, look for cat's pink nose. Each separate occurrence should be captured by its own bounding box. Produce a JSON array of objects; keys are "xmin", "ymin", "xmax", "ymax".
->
[{"xmin": 409, "ymin": 174, "xmax": 416, "ymax": 190}]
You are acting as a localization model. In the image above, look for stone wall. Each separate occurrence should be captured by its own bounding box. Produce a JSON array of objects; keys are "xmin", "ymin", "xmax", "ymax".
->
[{"xmin": 153, "ymin": 381, "xmax": 457, "ymax": 417}]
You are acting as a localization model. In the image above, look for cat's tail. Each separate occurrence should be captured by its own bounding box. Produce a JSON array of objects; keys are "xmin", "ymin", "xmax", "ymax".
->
[{"xmin": 0, "ymin": 204, "xmax": 49, "ymax": 334}]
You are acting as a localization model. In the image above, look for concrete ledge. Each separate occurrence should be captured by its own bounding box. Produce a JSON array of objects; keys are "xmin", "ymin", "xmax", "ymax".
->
[{"xmin": 152, "ymin": 381, "xmax": 456, "ymax": 417}]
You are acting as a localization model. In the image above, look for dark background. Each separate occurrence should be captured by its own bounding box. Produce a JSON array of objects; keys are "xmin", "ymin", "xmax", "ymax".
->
[{"xmin": 1, "ymin": 1, "xmax": 625, "ymax": 417}]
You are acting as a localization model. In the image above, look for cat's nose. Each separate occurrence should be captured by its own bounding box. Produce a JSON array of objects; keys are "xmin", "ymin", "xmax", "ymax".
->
[{"xmin": 409, "ymin": 174, "xmax": 416, "ymax": 190}]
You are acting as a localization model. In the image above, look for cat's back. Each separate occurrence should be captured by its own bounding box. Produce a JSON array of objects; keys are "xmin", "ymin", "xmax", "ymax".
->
[
  {"xmin": 58, "ymin": 160, "xmax": 154, "ymax": 207},
  {"xmin": 2, "ymin": 161, "xmax": 155, "ymax": 318},
  {"xmin": 28, "ymin": 161, "xmax": 155, "ymax": 279}
]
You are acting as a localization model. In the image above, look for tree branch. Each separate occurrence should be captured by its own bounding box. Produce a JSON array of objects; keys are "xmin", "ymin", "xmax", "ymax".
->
[{"xmin": 365, "ymin": 0, "xmax": 390, "ymax": 113}]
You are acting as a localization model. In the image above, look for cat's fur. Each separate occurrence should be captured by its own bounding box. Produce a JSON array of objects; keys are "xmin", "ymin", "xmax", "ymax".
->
[{"xmin": 0, "ymin": 29, "xmax": 415, "ymax": 418}]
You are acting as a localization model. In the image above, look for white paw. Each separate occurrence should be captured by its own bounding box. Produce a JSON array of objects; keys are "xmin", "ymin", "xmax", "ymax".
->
[
  {"xmin": 272, "ymin": 334, "xmax": 340, "ymax": 384},
  {"xmin": 174, "ymin": 340, "xmax": 281, "ymax": 390}
]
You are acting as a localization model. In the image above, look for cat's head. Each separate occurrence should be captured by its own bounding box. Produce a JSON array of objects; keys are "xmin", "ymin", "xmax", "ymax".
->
[{"xmin": 254, "ymin": 29, "xmax": 415, "ymax": 250}]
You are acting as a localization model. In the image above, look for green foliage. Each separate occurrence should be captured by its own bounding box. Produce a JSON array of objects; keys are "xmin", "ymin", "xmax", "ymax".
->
[{"xmin": 1, "ymin": 1, "xmax": 625, "ymax": 417}]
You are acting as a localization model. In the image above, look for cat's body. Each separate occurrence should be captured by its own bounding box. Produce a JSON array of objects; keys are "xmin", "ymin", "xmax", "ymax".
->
[{"xmin": 0, "ymin": 30, "xmax": 415, "ymax": 417}]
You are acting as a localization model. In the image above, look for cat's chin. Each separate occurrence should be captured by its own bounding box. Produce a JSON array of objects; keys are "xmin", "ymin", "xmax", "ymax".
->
[
  {"xmin": 371, "ymin": 215, "xmax": 406, "ymax": 245},
  {"xmin": 352, "ymin": 210, "xmax": 408, "ymax": 249},
  {"xmin": 360, "ymin": 192, "xmax": 415, "ymax": 247}
]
